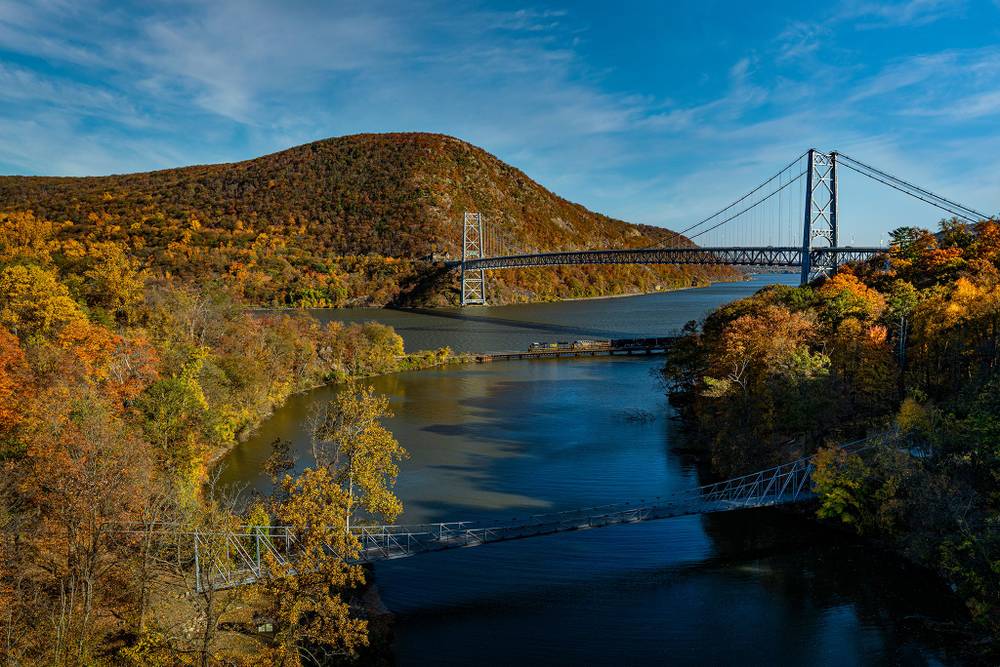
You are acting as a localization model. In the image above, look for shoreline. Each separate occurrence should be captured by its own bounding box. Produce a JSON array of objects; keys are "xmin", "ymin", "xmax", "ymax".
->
[
  {"xmin": 250, "ymin": 274, "xmax": 752, "ymax": 312},
  {"xmin": 545, "ymin": 283, "xmax": 705, "ymax": 303}
]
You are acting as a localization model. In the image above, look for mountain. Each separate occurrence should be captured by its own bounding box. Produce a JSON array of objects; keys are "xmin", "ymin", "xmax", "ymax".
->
[{"xmin": 0, "ymin": 133, "xmax": 737, "ymax": 306}]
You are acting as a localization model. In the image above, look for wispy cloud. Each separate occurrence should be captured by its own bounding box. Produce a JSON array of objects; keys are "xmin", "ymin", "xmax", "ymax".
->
[
  {"xmin": 835, "ymin": 0, "xmax": 965, "ymax": 28},
  {"xmin": 0, "ymin": 0, "xmax": 996, "ymax": 241}
]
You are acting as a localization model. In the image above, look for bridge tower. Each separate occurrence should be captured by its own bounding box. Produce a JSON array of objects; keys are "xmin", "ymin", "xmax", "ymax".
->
[
  {"xmin": 461, "ymin": 211, "xmax": 487, "ymax": 305},
  {"xmin": 800, "ymin": 149, "xmax": 839, "ymax": 284}
]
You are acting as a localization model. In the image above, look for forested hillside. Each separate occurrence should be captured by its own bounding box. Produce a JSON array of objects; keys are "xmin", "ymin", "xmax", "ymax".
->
[
  {"xmin": 663, "ymin": 220, "xmax": 1000, "ymax": 656},
  {"xmin": 0, "ymin": 210, "xmax": 454, "ymax": 662},
  {"xmin": 0, "ymin": 133, "xmax": 735, "ymax": 307}
]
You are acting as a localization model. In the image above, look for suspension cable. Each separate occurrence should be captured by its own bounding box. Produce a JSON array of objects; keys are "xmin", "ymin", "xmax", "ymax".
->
[
  {"xmin": 836, "ymin": 152, "xmax": 989, "ymax": 222},
  {"xmin": 686, "ymin": 169, "xmax": 807, "ymax": 243},
  {"xmin": 646, "ymin": 150, "xmax": 811, "ymax": 248}
]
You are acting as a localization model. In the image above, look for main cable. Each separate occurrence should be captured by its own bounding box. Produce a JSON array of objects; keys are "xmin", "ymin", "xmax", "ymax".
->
[
  {"xmin": 686, "ymin": 170, "xmax": 807, "ymax": 244},
  {"xmin": 836, "ymin": 159, "xmax": 983, "ymax": 223},
  {"xmin": 836, "ymin": 152, "xmax": 989, "ymax": 222}
]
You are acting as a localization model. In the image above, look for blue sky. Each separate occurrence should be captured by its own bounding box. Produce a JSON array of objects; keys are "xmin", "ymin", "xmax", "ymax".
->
[{"xmin": 0, "ymin": 0, "xmax": 998, "ymax": 244}]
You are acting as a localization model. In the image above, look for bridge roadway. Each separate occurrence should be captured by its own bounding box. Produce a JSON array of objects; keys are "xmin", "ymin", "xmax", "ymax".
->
[
  {"xmin": 457, "ymin": 246, "xmax": 883, "ymax": 271},
  {"xmin": 194, "ymin": 438, "xmax": 876, "ymax": 591}
]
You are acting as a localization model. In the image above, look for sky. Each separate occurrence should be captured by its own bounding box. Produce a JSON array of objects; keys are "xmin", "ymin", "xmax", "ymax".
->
[{"xmin": 0, "ymin": 0, "xmax": 998, "ymax": 245}]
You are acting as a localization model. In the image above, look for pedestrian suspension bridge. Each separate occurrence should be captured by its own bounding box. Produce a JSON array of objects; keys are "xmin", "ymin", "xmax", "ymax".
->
[
  {"xmin": 457, "ymin": 149, "xmax": 993, "ymax": 304},
  {"xmin": 193, "ymin": 437, "xmax": 878, "ymax": 592}
]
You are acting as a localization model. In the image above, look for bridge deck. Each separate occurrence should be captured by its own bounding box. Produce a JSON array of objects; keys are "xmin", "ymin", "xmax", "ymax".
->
[
  {"xmin": 458, "ymin": 246, "xmax": 883, "ymax": 271},
  {"xmin": 193, "ymin": 440, "xmax": 889, "ymax": 591}
]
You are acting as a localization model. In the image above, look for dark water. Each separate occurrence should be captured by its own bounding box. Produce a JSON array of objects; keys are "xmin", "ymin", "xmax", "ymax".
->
[{"xmin": 221, "ymin": 277, "xmax": 968, "ymax": 665}]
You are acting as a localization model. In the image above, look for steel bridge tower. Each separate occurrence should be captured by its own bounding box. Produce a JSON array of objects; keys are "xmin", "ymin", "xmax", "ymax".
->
[
  {"xmin": 461, "ymin": 211, "xmax": 487, "ymax": 305},
  {"xmin": 800, "ymin": 149, "xmax": 839, "ymax": 284}
]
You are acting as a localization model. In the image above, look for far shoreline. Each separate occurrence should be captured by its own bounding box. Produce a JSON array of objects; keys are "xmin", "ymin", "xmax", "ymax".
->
[{"xmin": 252, "ymin": 272, "xmax": 765, "ymax": 312}]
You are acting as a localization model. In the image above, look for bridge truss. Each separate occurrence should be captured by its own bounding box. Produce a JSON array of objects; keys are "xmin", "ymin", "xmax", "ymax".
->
[{"xmin": 192, "ymin": 438, "xmax": 875, "ymax": 592}]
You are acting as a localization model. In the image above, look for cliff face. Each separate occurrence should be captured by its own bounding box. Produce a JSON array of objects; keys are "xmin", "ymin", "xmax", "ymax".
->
[{"xmin": 0, "ymin": 133, "xmax": 737, "ymax": 306}]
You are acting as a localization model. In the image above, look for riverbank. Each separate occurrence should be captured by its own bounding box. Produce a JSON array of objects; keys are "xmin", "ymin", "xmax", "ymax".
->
[
  {"xmin": 204, "ymin": 345, "xmax": 471, "ymax": 472},
  {"xmin": 252, "ymin": 272, "xmax": 750, "ymax": 311}
]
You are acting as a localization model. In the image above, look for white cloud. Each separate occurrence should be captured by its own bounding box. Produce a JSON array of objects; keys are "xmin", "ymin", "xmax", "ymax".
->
[
  {"xmin": 0, "ymin": 0, "xmax": 995, "ymax": 244},
  {"xmin": 835, "ymin": 0, "xmax": 964, "ymax": 28}
]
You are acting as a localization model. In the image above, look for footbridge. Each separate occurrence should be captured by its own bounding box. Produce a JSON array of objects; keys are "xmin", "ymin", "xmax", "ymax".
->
[
  {"xmin": 456, "ymin": 150, "xmax": 993, "ymax": 304},
  {"xmin": 193, "ymin": 437, "xmax": 877, "ymax": 592}
]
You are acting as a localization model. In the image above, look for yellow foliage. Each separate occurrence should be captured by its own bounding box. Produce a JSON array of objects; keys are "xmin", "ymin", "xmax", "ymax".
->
[
  {"xmin": 896, "ymin": 397, "xmax": 931, "ymax": 435},
  {"xmin": 0, "ymin": 211, "xmax": 56, "ymax": 265},
  {"xmin": 0, "ymin": 264, "xmax": 86, "ymax": 339},
  {"xmin": 83, "ymin": 241, "xmax": 147, "ymax": 322}
]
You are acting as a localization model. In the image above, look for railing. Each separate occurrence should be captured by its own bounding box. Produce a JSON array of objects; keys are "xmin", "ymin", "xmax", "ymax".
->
[{"xmin": 191, "ymin": 437, "xmax": 877, "ymax": 591}]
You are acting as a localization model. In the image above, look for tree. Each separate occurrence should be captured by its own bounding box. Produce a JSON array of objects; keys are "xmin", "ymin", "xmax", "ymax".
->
[
  {"xmin": 817, "ymin": 270, "xmax": 886, "ymax": 325},
  {"xmin": 252, "ymin": 467, "xmax": 368, "ymax": 665},
  {"xmin": 0, "ymin": 264, "xmax": 86, "ymax": 340},
  {"xmin": 889, "ymin": 226, "xmax": 935, "ymax": 260},
  {"xmin": 0, "ymin": 211, "xmax": 56, "ymax": 265},
  {"xmin": 308, "ymin": 383, "xmax": 408, "ymax": 529},
  {"xmin": 136, "ymin": 357, "xmax": 210, "ymax": 494},
  {"xmin": 82, "ymin": 242, "xmax": 147, "ymax": 324},
  {"xmin": 12, "ymin": 383, "xmax": 156, "ymax": 663},
  {"xmin": 0, "ymin": 326, "xmax": 31, "ymax": 454},
  {"xmin": 812, "ymin": 445, "xmax": 867, "ymax": 527},
  {"xmin": 829, "ymin": 318, "xmax": 896, "ymax": 416}
]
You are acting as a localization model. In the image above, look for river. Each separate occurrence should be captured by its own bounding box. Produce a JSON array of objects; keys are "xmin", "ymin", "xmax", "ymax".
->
[{"xmin": 220, "ymin": 276, "xmax": 968, "ymax": 665}]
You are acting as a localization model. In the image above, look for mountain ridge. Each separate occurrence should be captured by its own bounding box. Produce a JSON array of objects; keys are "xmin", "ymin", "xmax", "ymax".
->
[{"xmin": 0, "ymin": 132, "xmax": 736, "ymax": 306}]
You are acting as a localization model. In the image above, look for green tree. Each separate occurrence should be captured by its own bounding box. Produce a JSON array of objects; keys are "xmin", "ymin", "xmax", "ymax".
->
[{"xmin": 136, "ymin": 357, "xmax": 210, "ymax": 492}]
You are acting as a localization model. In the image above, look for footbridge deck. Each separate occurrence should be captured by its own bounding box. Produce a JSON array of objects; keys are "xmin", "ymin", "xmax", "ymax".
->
[{"xmin": 194, "ymin": 438, "xmax": 876, "ymax": 591}]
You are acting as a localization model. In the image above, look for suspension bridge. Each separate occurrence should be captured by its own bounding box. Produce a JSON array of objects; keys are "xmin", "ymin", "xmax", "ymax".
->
[
  {"xmin": 457, "ymin": 149, "xmax": 993, "ymax": 305},
  {"xmin": 157, "ymin": 148, "xmax": 989, "ymax": 592},
  {"xmin": 192, "ymin": 437, "xmax": 878, "ymax": 592}
]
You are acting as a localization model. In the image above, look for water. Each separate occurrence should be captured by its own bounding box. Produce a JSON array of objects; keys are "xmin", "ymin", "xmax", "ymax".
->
[{"xmin": 221, "ymin": 276, "xmax": 969, "ymax": 665}]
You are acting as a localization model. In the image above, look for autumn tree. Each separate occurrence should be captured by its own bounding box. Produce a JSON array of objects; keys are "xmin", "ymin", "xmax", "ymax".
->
[
  {"xmin": 693, "ymin": 304, "xmax": 830, "ymax": 472},
  {"xmin": 0, "ymin": 326, "xmax": 31, "ymax": 457},
  {"xmin": 251, "ymin": 467, "xmax": 368, "ymax": 665},
  {"xmin": 0, "ymin": 211, "xmax": 56, "ymax": 265},
  {"xmin": 308, "ymin": 382, "xmax": 408, "ymax": 529},
  {"xmin": 0, "ymin": 264, "xmax": 85, "ymax": 339},
  {"xmin": 12, "ymin": 383, "xmax": 157, "ymax": 663},
  {"xmin": 82, "ymin": 241, "xmax": 147, "ymax": 325}
]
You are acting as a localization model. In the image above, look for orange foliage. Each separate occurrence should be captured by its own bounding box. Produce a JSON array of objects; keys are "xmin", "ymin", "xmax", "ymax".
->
[
  {"xmin": 818, "ymin": 270, "xmax": 886, "ymax": 321},
  {"xmin": 972, "ymin": 220, "xmax": 1000, "ymax": 262},
  {"xmin": 721, "ymin": 304, "xmax": 816, "ymax": 368},
  {"xmin": 0, "ymin": 325, "xmax": 31, "ymax": 432},
  {"xmin": 56, "ymin": 318, "xmax": 118, "ymax": 383},
  {"xmin": 107, "ymin": 334, "xmax": 160, "ymax": 403}
]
